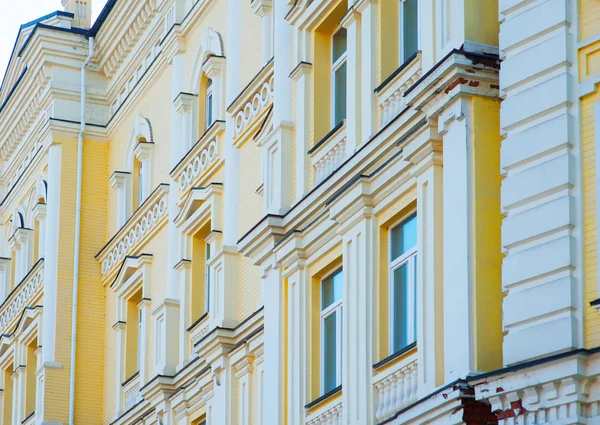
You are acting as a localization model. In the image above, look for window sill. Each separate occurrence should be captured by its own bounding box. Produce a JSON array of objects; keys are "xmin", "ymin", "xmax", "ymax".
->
[
  {"xmin": 305, "ymin": 385, "xmax": 342, "ymax": 410},
  {"xmin": 373, "ymin": 341, "xmax": 417, "ymax": 371}
]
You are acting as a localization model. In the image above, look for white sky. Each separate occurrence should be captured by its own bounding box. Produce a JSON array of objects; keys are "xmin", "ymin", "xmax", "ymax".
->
[{"xmin": 0, "ymin": 0, "xmax": 108, "ymax": 85}]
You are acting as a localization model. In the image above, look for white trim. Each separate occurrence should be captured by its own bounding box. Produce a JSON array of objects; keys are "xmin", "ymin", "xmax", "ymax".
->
[
  {"xmin": 388, "ymin": 212, "xmax": 418, "ymax": 354},
  {"xmin": 206, "ymin": 79, "xmax": 214, "ymax": 129},
  {"xmin": 319, "ymin": 268, "xmax": 343, "ymax": 395}
]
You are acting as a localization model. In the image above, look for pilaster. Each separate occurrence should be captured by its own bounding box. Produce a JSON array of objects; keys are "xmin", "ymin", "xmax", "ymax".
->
[
  {"xmin": 174, "ymin": 259, "xmax": 192, "ymax": 368},
  {"xmin": 109, "ymin": 171, "xmax": 131, "ymax": 228},
  {"xmin": 290, "ymin": 62, "xmax": 312, "ymax": 202},
  {"xmin": 32, "ymin": 204, "xmax": 46, "ymax": 261},
  {"xmin": 174, "ymin": 93, "xmax": 198, "ymax": 153},
  {"xmin": 355, "ymin": 0, "xmax": 376, "ymax": 143},
  {"xmin": 341, "ymin": 8, "xmax": 361, "ymax": 153},
  {"xmin": 202, "ymin": 56, "xmax": 226, "ymax": 122}
]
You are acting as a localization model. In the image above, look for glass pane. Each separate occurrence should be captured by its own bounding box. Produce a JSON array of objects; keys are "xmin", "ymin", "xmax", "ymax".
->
[
  {"xmin": 332, "ymin": 28, "xmax": 347, "ymax": 63},
  {"xmin": 322, "ymin": 269, "xmax": 343, "ymax": 310},
  {"xmin": 323, "ymin": 312, "xmax": 338, "ymax": 393},
  {"xmin": 391, "ymin": 214, "xmax": 417, "ymax": 260},
  {"xmin": 206, "ymin": 93, "xmax": 213, "ymax": 127},
  {"xmin": 333, "ymin": 63, "xmax": 347, "ymax": 126},
  {"xmin": 393, "ymin": 263, "xmax": 410, "ymax": 352},
  {"xmin": 403, "ymin": 0, "xmax": 418, "ymax": 61}
]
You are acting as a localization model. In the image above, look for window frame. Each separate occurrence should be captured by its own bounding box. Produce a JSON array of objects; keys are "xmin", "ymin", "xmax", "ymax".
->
[
  {"xmin": 204, "ymin": 240, "xmax": 211, "ymax": 313},
  {"xmin": 388, "ymin": 211, "xmax": 418, "ymax": 355},
  {"xmin": 399, "ymin": 0, "xmax": 420, "ymax": 64},
  {"xmin": 137, "ymin": 303, "xmax": 143, "ymax": 372},
  {"xmin": 137, "ymin": 160, "xmax": 145, "ymax": 207},
  {"xmin": 319, "ymin": 267, "xmax": 343, "ymax": 395},
  {"xmin": 206, "ymin": 79, "xmax": 214, "ymax": 129},
  {"xmin": 330, "ymin": 27, "xmax": 348, "ymax": 129}
]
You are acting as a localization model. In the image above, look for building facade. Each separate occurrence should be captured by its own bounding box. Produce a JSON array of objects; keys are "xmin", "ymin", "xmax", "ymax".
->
[{"xmin": 0, "ymin": 0, "xmax": 597, "ymax": 424}]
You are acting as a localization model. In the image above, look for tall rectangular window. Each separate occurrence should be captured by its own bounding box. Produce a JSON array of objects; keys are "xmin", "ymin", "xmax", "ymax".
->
[
  {"xmin": 400, "ymin": 0, "xmax": 419, "ymax": 63},
  {"xmin": 206, "ymin": 79, "xmax": 214, "ymax": 129},
  {"xmin": 321, "ymin": 268, "xmax": 343, "ymax": 394},
  {"xmin": 390, "ymin": 213, "xmax": 417, "ymax": 353},
  {"xmin": 137, "ymin": 307, "xmax": 143, "ymax": 371},
  {"xmin": 205, "ymin": 241, "xmax": 211, "ymax": 313},
  {"xmin": 331, "ymin": 28, "xmax": 347, "ymax": 128}
]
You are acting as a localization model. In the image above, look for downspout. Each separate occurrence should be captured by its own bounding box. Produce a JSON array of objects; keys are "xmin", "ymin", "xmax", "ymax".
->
[{"xmin": 69, "ymin": 35, "xmax": 94, "ymax": 425}]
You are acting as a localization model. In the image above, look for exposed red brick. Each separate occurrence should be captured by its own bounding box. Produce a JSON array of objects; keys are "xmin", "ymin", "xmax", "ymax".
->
[{"xmin": 445, "ymin": 77, "xmax": 468, "ymax": 94}]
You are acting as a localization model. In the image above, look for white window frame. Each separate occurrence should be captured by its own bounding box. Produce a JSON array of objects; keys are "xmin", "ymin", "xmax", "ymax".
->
[
  {"xmin": 204, "ymin": 241, "xmax": 211, "ymax": 313},
  {"xmin": 320, "ymin": 268, "xmax": 343, "ymax": 395},
  {"xmin": 137, "ymin": 303, "xmax": 143, "ymax": 372},
  {"xmin": 388, "ymin": 211, "xmax": 417, "ymax": 354},
  {"xmin": 331, "ymin": 28, "xmax": 347, "ymax": 129},
  {"xmin": 206, "ymin": 79, "xmax": 214, "ymax": 128},
  {"xmin": 399, "ymin": 0, "xmax": 420, "ymax": 64},
  {"xmin": 137, "ymin": 161, "xmax": 145, "ymax": 207}
]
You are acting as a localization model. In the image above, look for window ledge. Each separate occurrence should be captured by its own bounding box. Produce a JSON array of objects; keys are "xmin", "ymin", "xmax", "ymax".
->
[
  {"xmin": 122, "ymin": 370, "xmax": 140, "ymax": 387},
  {"xmin": 373, "ymin": 341, "xmax": 417, "ymax": 371},
  {"xmin": 305, "ymin": 385, "xmax": 342, "ymax": 410}
]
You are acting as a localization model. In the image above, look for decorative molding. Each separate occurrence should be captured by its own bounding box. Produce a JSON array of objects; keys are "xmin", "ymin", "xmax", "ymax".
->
[
  {"xmin": 0, "ymin": 260, "xmax": 43, "ymax": 333},
  {"xmin": 373, "ymin": 357, "xmax": 418, "ymax": 422},
  {"xmin": 171, "ymin": 121, "xmax": 225, "ymax": 195},
  {"xmin": 97, "ymin": 185, "xmax": 169, "ymax": 276}
]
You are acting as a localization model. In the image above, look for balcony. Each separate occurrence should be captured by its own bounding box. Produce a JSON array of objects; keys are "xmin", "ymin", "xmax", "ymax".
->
[
  {"xmin": 21, "ymin": 411, "xmax": 35, "ymax": 425},
  {"xmin": 187, "ymin": 312, "xmax": 210, "ymax": 347},
  {"xmin": 308, "ymin": 121, "xmax": 347, "ymax": 185},
  {"xmin": 375, "ymin": 52, "xmax": 422, "ymax": 127},
  {"xmin": 228, "ymin": 58, "xmax": 274, "ymax": 141},
  {"xmin": 305, "ymin": 394, "xmax": 342, "ymax": 425},
  {"xmin": 97, "ymin": 184, "xmax": 169, "ymax": 276},
  {"xmin": 171, "ymin": 120, "xmax": 225, "ymax": 198},
  {"xmin": 0, "ymin": 259, "xmax": 44, "ymax": 333},
  {"xmin": 122, "ymin": 371, "xmax": 141, "ymax": 410},
  {"xmin": 373, "ymin": 354, "xmax": 418, "ymax": 423}
]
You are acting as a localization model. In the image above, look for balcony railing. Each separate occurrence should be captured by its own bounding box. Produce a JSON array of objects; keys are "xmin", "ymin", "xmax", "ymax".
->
[
  {"xmin": 171, "ymin": 121, "xmax": 225, "ymax": 197},
  {"xmin": 305, "ymin": 397, "xmax": 342, "ymax": 425},
  {"xmin": 97, "ymin": 184, "xmax": 169, "ymax": 276},
  {"xmin": 187, "ymin": 312, "xmax": 210, "ymax": 346},
  {"xmin": 376, "ymin": 52, "xmax": 422, "ymax": 127},
  {"xmin": 122, "ymin": 371, "xmax": 141, "ymax": 410},
  {"xmin": 21, "ymin": 411, "xmax": 35, "ymax": 425},
  {"xmin": 228, "ymin": 59, "xmax": 274, "ymax": 140},
  {"xmin": 373, "ymin": 355, "xmax": 418, "ymax": 423},
  {"xmin": 0, "ymin": 259, "xmax": 44, "ymax": 333},
  {"xmin": 309, "ymin": 121, "xmax": 347, "ymax": 185}
]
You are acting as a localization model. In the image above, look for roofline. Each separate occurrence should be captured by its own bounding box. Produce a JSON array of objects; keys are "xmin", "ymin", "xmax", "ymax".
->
[
  {"xmin": 88, "ymin": 0, "xmax": 118, "ymax": 38},
  {"xmin": 0, "ymin": 10, "xmax": 75, "ymax": 94},
  {"xmin": 17, "ymin": 23, "xmax": 88, "ymax": 58}
]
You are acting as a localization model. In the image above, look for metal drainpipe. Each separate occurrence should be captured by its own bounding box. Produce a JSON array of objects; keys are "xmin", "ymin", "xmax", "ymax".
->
[{"xmin": 69, "ymin": 35, "xmax": 94, "ymax": 425}]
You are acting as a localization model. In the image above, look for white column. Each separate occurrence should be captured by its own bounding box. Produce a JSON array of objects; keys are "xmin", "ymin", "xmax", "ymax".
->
[
  {"xmin": 235, "ymin": 357, "xmax": 254, "ymax": 425},
  {"xmin": 34, "ymin": 348, "xmax": 44, "ymax": 423},
  {"xmin": 109, "ymin": 172, "xmax": 131, "ymax": 227},
  {"xmin": 113, "ymin": 321, "xmax": 126, "ymax": 418},
  {"xmin": 224, "ymin": 0, "xmax": 242, "ymax": 247},
  {"xmin": 0, "ymin": 258, "xmax": 11, "ymax": 301},
  {"xmin": 174, "ymin": 93, "xmax": 197, "ymax": 153},
  {"xmin": 290, "ymin": 62, "xmax": 312, "ymax": 202},
  {"xmin": 440, "ymin": 97, "xmax": 475, "ymax": 381},
  {"xmin": 210, "ymin": 358, "xmax": 234, "ymax": 425},
  {"xmin": 285, "ymin": 259, "xmax": 308, "ymax": 425},
  {"xmin": 42, "ymin": 143, "xmax": 61, "ymax": 365},
  {"xmin": 175, "ymin": 259, "xmax": 192, "ymax": 367},
  {"xmin": 410, "ymin": 135, "xmax": 444, "ymax": 396},
  {"xmin": 139, "ymin": 298, "xmax": 150, "ymax": 386},
  {"xmin": 252, "ymin": 0, "xmax": 273, "ymax": 64},
  {"xmin": 340, "ymin": 209, "xmax": 375, "ymax": 425},
  {"xmin": 357, "ymin": 0, "xmax": 376, "ymax": 143},
  {"xmin": 341, "ymin": 8, "xmax": 361, "ymax": 153},
  {"xmin": 33, "ymin": 204, "xmax": 46, "ymax": 260},
  {"xmin": 261, "ymin": 261, "xmax": 284, "ymax": 424},
  {"xmin": 202, "ymin": 57, "xmax": 226, "ymax": 123},
  {"xmin": 13, "ymin": 345, "xmax": 25, "ymax": 425}
]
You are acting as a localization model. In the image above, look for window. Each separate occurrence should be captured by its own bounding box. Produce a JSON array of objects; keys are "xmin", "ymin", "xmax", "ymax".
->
[
  {"xmin": 206, "ymin": 79, "xmax": 214, "ymax": 128},
  {"xmin": 400, "ymin": 0, "xmax": 419, "ymax": 63},
  {"xmin": 204, "ymin": 241, "xmax": 211, "ymax": 313},
  {"xmin": 331, "ymin": 28, "xmax": 347, "ymax": 127},
  {"xmin": 137, "ymin": 307, "xmax": 143, "ymax": 371},
  {"xmin": 389, "ymin": 213, "xmax": 417, "ymax": 353},
  {"xmin": 137, "ymin": 160, "xmax": 145, "ymax": 207},
  {"xmin": 321, "ymin": 268, "xmax": 343, "ymax": 394}
]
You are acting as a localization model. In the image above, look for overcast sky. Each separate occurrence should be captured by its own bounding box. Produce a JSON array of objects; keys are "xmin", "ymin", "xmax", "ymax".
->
[{"xmin": 0, "ymin": 0, "xmax": 108, "ymax": 85}]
